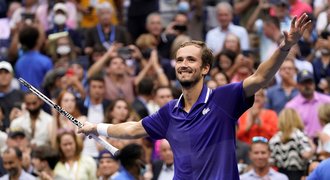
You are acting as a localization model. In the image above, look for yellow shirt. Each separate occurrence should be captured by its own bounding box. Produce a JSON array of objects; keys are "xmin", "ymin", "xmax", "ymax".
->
[{"xmin": 79, "ymin": 0, "xmax": 118, "ymax": 28}]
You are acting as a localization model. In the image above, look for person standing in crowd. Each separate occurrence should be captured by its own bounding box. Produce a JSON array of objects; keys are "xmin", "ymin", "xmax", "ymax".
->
[
  {"xmin": 206, "ymin": 2, "xmax": 250, "ymax": 55},
  {"xmin": 285, "ymin": 70, "xmax": 330, "ymax": 139},
  {"xmin": 269, "ymin": 108, "xmax": 314, "ymax": 180},
  {"xmin": 10, "ymin": 92, "xmax": 53, "ymax": 147},
  {"xmin": 240, "ymin": 137, "xmax": 289, "ymax": 180},
  {"xmin": 79, "ymin": 14, "xmax": 311, "ymax": 179},
  {"xmin": 0, "ymin": 147, "xmax": 36, "ymax": 180},
  {"xmin": 15, "ymin": 26, "xmax": 53, "ymax": 91}
]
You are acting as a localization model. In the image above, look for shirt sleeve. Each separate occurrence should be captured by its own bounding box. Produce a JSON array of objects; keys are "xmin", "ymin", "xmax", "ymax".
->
[
  {"xmin": 141, "ymin": 103, "xmax": 171, "ymax": 140},
  {"xmin": 213, "ymin": 82, "xmax": 254, "ymax": 120}
]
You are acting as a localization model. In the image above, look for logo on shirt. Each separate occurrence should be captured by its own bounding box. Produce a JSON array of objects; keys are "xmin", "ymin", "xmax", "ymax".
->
[{"xmin": 202, "ymin": 107, "xmax": 210, "ymax": 115}]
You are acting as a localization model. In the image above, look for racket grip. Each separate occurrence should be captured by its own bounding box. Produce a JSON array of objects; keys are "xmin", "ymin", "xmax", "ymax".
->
[{"xmin": 89, "ymin": 134, "xmax": 120, "ymax": 157}]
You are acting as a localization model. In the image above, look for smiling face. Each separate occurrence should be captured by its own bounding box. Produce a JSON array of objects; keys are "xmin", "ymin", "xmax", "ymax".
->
[{"xmin": 175, "ymin": 45, "xmax": 210, "ymax": 88}]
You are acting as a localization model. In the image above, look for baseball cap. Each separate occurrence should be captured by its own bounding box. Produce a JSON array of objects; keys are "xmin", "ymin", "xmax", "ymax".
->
[
  {"xmin": 0, "ymin": 61, "xmax": 13, "ymax": 73},
  {"xmin": 53, "ymin": 3, "xmax": 67, "ymax": 14},
  {"xmin": 8, "ymin": 127, "xmax": 26, "ymax": 138},
  {"xmin": 98, "ymin": 150, "xmax": 115, "ymax": 160},
  {"xmin": 297, "ymin": 70, "xmax": 314, "ymax": 83},
  {"xmin": 269, "ymin": 0, "xmax": 288, "ymax": 6}
]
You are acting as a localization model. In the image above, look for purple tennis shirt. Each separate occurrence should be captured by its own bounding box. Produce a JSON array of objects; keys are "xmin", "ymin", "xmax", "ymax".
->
[{"xmin": 142, "ymin": 82, "xmax": 254, "ymax": 179}]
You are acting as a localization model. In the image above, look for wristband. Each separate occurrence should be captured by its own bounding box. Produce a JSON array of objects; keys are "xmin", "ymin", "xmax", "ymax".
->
[{"xmin": 97, "ymin": 123, "xmax": 110, "ymax": 136}]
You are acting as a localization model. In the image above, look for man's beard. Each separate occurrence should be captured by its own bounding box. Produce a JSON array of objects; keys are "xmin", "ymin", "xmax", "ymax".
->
[
  {"xmin": 176, "ymin": 67, "xmax": 202, "ymax": 89},
  {"xmin": 28, "ymin": 107, "xmax": 41, "ymax": 117},
  {"xmin": 8, "ymin": 167, "xmax": 19, "ymax": 177},
  {"xmin": 177, "ymin": 73, "xmax": 202, "ymax": 89}
]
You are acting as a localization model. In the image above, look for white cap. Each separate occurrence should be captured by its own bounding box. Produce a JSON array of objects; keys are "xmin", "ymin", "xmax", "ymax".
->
[
  {"xmin": 0, "ymin": 61, "xmax": 13, "ymax": 73},
  {"xmin": 53, "ymin": 3, "xmax": 67, "ymax": 14}
]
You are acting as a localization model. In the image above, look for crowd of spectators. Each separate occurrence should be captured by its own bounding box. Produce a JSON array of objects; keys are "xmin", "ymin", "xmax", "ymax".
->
[{"xmin": 0, "ymin": 0, "xmax": 330, "ymax": 179}]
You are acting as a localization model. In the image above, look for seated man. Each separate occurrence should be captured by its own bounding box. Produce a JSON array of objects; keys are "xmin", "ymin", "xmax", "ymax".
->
[{"xmin": 240, "ymin": 137, "xmax": 288, "ymax": 180}]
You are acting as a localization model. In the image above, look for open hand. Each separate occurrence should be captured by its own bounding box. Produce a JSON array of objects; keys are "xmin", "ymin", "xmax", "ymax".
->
[{"xmin": 281, "ymin": 13, "xmax": 312, "ymax": 50}]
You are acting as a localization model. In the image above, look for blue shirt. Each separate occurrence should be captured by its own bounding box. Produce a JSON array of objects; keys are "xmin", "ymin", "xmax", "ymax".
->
[
  {"xmin": 15, "ymin": 51, "xmax": 53, "ymax": 91},
  {"xmin": 113, "ymin": 166, "xmax": 135, "ymax": 180},
  {"xmin": 265, "ymin": 84, "xmax": 299, "ymax": 114},
  {"xmin": 312, "ymin": 57, "xmax": 330, "ymax": 86},
  {"xmin": 307, "ymin": 158, "xmax": 330, "ymax": 180},
  {"xmin": 142, "ymin": 82, "xmax": 254, "ymax": 180}
]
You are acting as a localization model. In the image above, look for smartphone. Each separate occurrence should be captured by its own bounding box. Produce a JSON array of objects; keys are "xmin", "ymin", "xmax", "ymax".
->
[
  {"xmin": 21, "ymin": 13, "xmax": 35, "ymax": 25},
  {"xmin": 173, "ymin": 24, "xmax": 187, "ymax": 32},
  {"xmin": 118, "ymin": 47, "xmax": 133, "ymax": 59}
]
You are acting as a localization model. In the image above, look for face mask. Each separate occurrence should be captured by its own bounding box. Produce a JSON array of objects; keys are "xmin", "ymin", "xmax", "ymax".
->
[
  {"xmin": 56, "ymin": 45, "xmax": 71, "ymax": 55},
  {"xmin": 320, "ymin": 48, "xmax": 330, "ymax": 55},
  {"xmin": 54, "ymin": 14, "xmax": 67, "ymax": 25},
  {"xmin": 177, "ymin": 1, "xmax": 190, "ymax": 13},
  {"xmin": 139, "ymin": 165, "xmax": 147, "ymax": 176}
]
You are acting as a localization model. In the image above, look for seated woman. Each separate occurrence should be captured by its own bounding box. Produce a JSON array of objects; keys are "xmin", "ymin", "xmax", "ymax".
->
[{"xmin": 54, "ymin": 129, "xmax": 97, "ymax": 180}]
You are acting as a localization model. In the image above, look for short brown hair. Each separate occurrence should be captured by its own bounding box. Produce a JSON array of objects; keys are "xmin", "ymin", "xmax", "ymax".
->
[{"xmin": 178, "ymin": 40, "xmax": 214, "ymax": 70}]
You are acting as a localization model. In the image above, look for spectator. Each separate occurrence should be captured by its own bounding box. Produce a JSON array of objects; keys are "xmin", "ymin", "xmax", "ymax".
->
[
  {"xmin": 132, "ymin": 77, "xmax": 154, "ymax": 119},
  {"xmin": 233, "ymin": 0, "xmax": 259, "ymax": 27},
  {"xmin": 0, "ymin": 147, "xmax": 35, "ymax": 180},
  {"xmin": 0, "ymin": 61, "xmax": 24, "ymax": 131},
  {"xmin": 212, "ymin": 71, "xmax": 230, "ymax": 87},
  {"xmin": 145, "ymin": 13, "xmax": 176, "ymax": 59},
  {"xmin": 97, "ymin": 150, "xmax": 120, "ymax": 180},
  {"xmin": 37, "ymin": 1, "xmax": 78, "ymax": 30},
  {"xmin": 15, "ymin": 26, "xmax": 53, "ymax": 91},
  {"xmin": 51, "ymin": 91, "xmax": 86, "ymax": 147},
  {"xmin": 285, "ymin": 0, "xmax": 313, "ymax": 18},
  {"xmin": 87, "ymin": 46, "xmax": 135, "ymax": 103},
  {"xmin": 9, "ymin": 0, "xmax": 38, "ymax": 29},
  {"xmin": 80, "ymin": 76, "xmax": 111, "ymax": 158},
  {"xmin": 78, "ymin": 0, "xmax": 119, "ymax": 29},
  {"xmin": 152, "ymin": 139, "xmax": 174, "ymax": 180},
  {"xmin": 210, "ymin": 49, "xmax": 237, "ymax": 78},
  {"xmin": 104, "ymin": 98, "xmax": 139, "ymax": 149},
  {"xmin": 126, "ymin": 0, "xmax": 158, "ymax": 41},
  {"xmin": 10, "ymin": 92, "xmax": 53, "ymax": 147},
  {"xmin": 312, "ymin": 31, "xmax": 330, "ymax": 89},
  {"xmin": 84, "ymin": 2, "xmax": 131, "ymax": 55},
  {"xmin": 147, "ymin": 86, "xmax": 174, "ymax": 114},
  {"xmin": 269, "ymin": 108, "xmax": 314, "ymax": 180},
  {"xmin": 307, "ymin": 158, "xmax": 330, "ymax": 180},
  {"xmin": 206, "ymin": 2, "xmax": 250, "ymax": 54},
  {"xmin": 315, "ymin": 5, "xmax": 330, "ymax": 34},
  {"xmin": 53, "ymin": 129, "xmax": 97, "ymax": 179},
  {"xmin": 317, "ymin": 103, "xmax": 330, "ymax": 154},
  {"xmin": 30, "ymin": 146, "xmax": 62, "ymax": 180},
  {"xmin": 266, "ymin": 59, "xmax": 299, "ymax": 114},
  {"xmin": 114, "ymin": 143, "xmax": 146, "ymax": 180},
  {"xmin": 285, "ymin": 70, "xmax": 330, "ymax": 139},
  {"xmin": 240, "ymin": 137, "xmax": 289, "ymax": 180},
  {"xmin": 237, "ymin": 89, "xmax": 278, "ymax": 144}
]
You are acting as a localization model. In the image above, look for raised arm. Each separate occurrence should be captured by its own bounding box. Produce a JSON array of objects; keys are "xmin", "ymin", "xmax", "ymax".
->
[
  {"xmin": 243, "ymin": 14, "xmax": 311, "ymax": 97},
  {"xmin": 78, "ymin": 120, "xmax": 148, "ymax": 139}
]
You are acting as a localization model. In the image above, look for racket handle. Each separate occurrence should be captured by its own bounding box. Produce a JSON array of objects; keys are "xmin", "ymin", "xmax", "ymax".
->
[{"xmin": 89, "ymin": 134, "xmax": 120, "ymax": 157}]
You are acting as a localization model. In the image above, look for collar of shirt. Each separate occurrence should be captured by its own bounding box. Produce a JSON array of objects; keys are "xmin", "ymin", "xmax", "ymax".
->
[
  {"xmin": 162, "ymin": 163, "xmax": 174, "ymax": 172},
  {"xmin": 173, "ymin": 84, "xmax": 212, "ymax": 111},
  {"xmin": 249, "ymin": 168, "xmax": 276, "ymax": 178},
  {"xmin": 298, "ymin": 92, "xmax": 322, "ymax": 104},
  {"xmin": 219, "ymin": 23, "xmax": 234, "ymax": 32}
]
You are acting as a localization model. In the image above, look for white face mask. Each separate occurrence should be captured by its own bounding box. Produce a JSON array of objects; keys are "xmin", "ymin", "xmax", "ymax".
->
[
  {"xmin": 177, "ymin": 1, "xmax": 190, "ymax": 13},
  {"xmin": 54, "ymin": 14, "xmax": 67, "ymax": 25},
  {"xmin": 56, "ymin": 45, "xmax": 71, "ymax": 55}
]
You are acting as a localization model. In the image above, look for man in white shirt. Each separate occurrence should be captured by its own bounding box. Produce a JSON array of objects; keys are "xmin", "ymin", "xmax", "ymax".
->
[
  {"xmin": 205, "ymin": 2, "xmax": 250, "ymax": 54},
  {"xmin": 10, "ymin": 92, "xmax": 53, "ymax": 147}
]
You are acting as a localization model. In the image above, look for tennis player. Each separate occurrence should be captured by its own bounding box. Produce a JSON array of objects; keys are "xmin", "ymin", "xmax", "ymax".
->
[{"xmin": 79, "ymin": 14, "xmax": 311, "ymax": 179}]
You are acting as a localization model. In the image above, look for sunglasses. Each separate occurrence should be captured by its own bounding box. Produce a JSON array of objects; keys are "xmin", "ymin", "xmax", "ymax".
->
[{"xmin": 252, "ymin": 136, "xmax": 268, "ymax": 143}]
